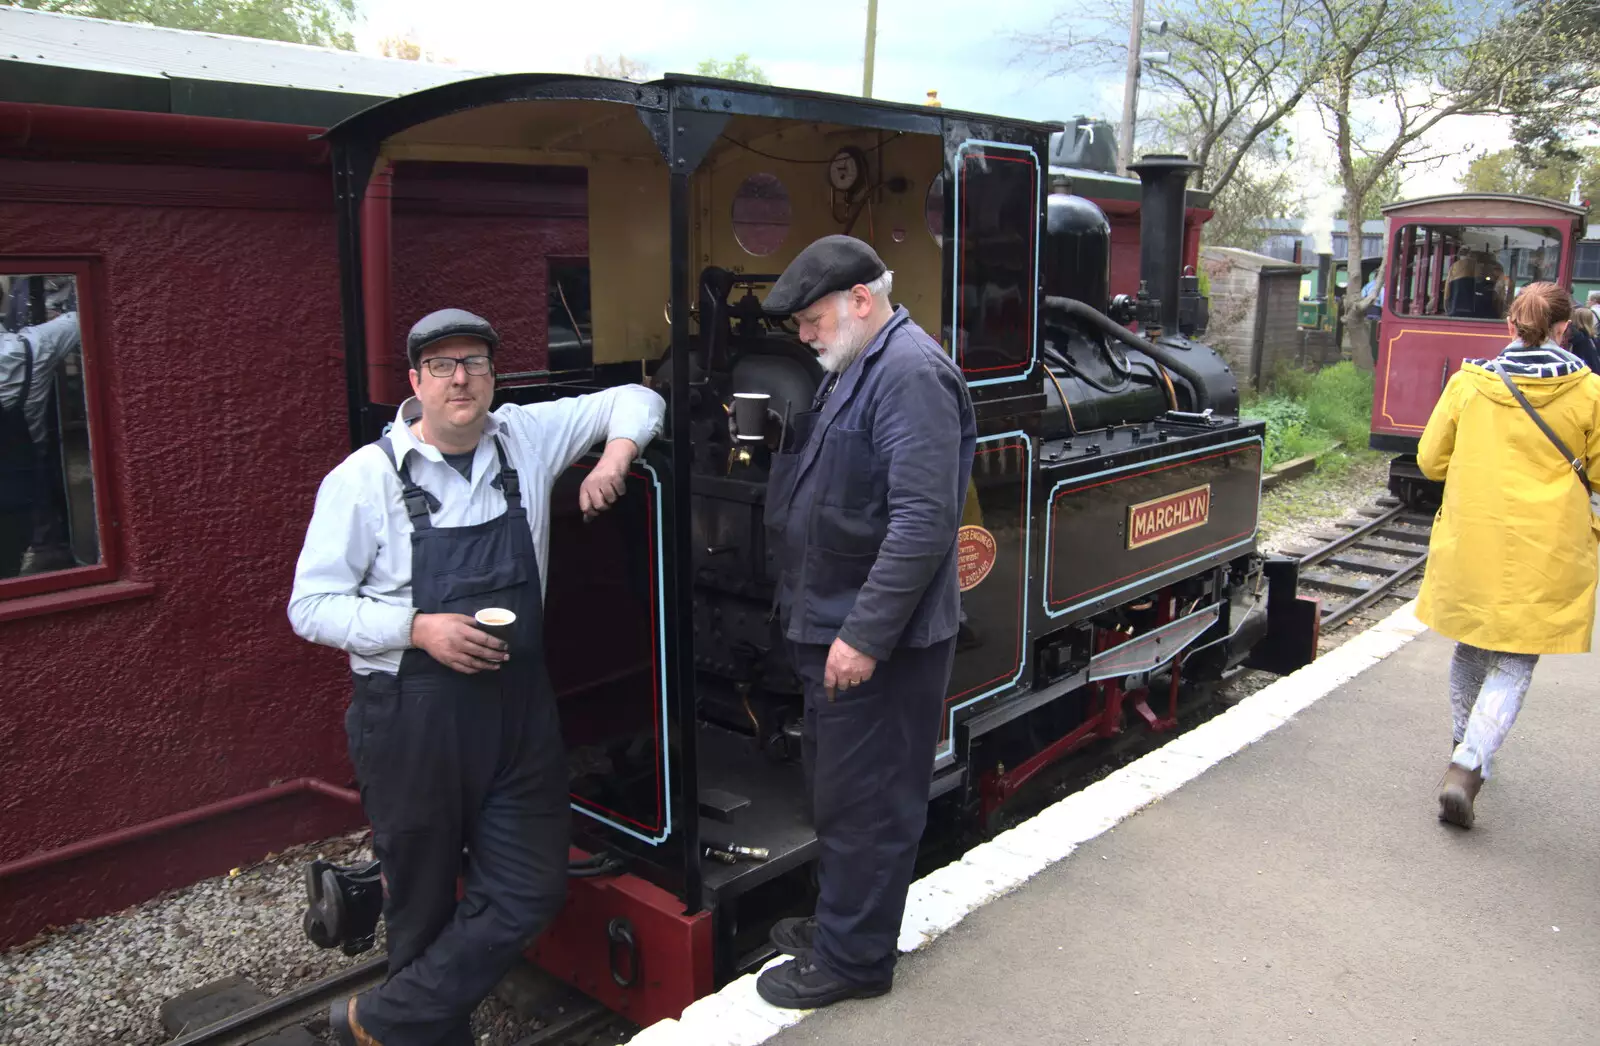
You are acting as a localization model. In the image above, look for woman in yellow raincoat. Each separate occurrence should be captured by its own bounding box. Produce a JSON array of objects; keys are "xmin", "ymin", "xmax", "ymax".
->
[{"xmin": 1416, "ymin": 281, "xmax": 1600, "ymax": 828}]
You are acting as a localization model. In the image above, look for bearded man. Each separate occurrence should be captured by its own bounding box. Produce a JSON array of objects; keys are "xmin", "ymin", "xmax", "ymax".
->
[{"xmin": 755, "ymin": 235, "xmax": 976, "ymax": 1009}]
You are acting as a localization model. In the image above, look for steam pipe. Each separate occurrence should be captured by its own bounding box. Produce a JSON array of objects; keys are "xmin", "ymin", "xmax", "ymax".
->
[
  {"xmin": 1043, "ymin": 296, "xmax": 1211, "ymax": 411},
  {"xmin": 1129, "ymin": 154, "xmax": 1200, "ymax": 334}
]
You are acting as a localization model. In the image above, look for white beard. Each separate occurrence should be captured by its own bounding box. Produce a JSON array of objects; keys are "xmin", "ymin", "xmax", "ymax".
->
[{"xmin": 809, "ymin": 303, "xmax": 870, "ymax": 374}]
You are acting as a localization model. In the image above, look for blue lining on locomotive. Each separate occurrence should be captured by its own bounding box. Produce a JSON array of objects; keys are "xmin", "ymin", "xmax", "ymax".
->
[
  {"xmin": 935, "ymin": 428, "xmax": 1034, "ymax": 762},
  {"xmin": 1040, "ymin": 433, "xmax": 1265, "ymax": 619},
  {"xmin": 569, "ymin": 457, "xmax": 676, "ymax": 847}
]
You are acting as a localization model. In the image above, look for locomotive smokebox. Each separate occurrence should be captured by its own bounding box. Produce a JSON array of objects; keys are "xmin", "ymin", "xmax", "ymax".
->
[
  {"xmin": 1043, "ymin": 189, "xmax": 1112, "ymax": 314},
  {"xmin": 1129, "ymin": 153, "xmax": 1200, "ymax": 335}
]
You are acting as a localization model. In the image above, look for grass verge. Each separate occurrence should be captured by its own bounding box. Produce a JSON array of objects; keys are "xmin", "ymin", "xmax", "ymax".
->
[{"xmin": 1241, "ymin": 361, "xmax": 1382, "ymax": 475}]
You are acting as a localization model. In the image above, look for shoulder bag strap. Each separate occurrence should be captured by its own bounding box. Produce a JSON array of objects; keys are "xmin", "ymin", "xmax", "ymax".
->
[{"xmin": 1496, "ymin": 368, "xmax": 1592, "ymax": 496}]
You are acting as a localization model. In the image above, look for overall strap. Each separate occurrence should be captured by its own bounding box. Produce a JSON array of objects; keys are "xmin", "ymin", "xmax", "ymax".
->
[
  {"xmin": 492, "ymin": 435, "xmax": 522, "ymax": 508},
  {"xmin": 377, "ymin": 435, "xmax": 440, "ymax": 531},
  {"xmin": 19, "ymin": 332, "xmax": 32, "ymax": 408}
]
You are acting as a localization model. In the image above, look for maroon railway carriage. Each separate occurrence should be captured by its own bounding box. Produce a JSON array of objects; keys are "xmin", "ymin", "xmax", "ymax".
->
[{"xmin": 1370, "ymin": 192, "xmax": 1588, "ymax": 505}]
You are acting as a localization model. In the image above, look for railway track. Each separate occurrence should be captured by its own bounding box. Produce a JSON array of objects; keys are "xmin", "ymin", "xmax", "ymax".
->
[
  {"xmin": 160, "ymin": 958, "xmax": 636, "ymax": 1046},
  {"xmin": 1291, "ymin": 498, "xmax": 1432, "ymax": 630}
]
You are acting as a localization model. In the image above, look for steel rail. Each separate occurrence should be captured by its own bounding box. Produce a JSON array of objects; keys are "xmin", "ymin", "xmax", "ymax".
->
[
  {"xmin": 1319, "ymin": 550, "xmax": 1429, "ymax": 630},
  {"xmin": 1295, "ymin": 503, "xmax": 1430, "ymax": 630},
  {"xmin": 1296, "ymin": 504, "xmax": 1405, "ymax": 568},
  {"xmin": 162, "ymin": 957, "xmax": 387, "ymax": 1046}
]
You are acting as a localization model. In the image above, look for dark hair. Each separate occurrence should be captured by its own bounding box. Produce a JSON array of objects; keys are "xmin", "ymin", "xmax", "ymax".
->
[{"xmin": 1507, "ymin": 282, "xmax": 1573, "ymax": 347}]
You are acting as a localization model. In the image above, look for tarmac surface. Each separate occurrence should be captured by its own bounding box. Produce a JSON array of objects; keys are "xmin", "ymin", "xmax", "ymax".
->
[{"xmin": 767, "ymin": 625, "xmax": 1600, "ymax": 1046}]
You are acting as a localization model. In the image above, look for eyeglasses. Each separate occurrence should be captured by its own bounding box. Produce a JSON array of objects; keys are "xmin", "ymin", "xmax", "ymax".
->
[{"xmin": 420, "ymin": 355, "xmax": 493, "ymax": 378}]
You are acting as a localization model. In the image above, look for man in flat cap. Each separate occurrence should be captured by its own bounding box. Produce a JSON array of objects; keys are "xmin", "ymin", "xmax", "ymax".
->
[
  {"xmin": 757, "ymin": 235, "xmax": 976, "ymax": 1008},
  {"xmin": 289, "ymin": 308, "xmax": 664, "ymax": 1045}
]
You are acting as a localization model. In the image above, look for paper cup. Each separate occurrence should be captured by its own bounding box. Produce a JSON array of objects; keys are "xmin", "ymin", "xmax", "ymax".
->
[
  {"xmin": 474, "ymin": 607, "xmax": 517, "ymax": 645},
  {"xmin": 732, "ymin": 392, "xmax": 770, "ymax": 441}
]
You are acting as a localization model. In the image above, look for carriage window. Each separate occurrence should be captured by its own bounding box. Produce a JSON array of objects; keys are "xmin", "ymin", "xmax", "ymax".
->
[
  {"xmin": 0, "ymin": 273, "xmax": 100, "ymax": 582},
  {"xmin": 1575, "ymin": 241, "xmax": 1600, "ymax": 283},
  {"xmin": 1390, "ymin": 223, "xmax": 1563, "ymax": 320},
  {"xmin": 926, "ymin": 171, "xmax": 946, "ymax": 247},
  {"xmin": 731, "ymin": 173, "xmax": 791, "ymax": 257}
]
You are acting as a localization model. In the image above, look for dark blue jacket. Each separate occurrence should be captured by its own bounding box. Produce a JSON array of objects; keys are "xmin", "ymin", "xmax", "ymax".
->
[
  {"xmin": 766, "ymin": 307, "xmax": 977, "ymax": 660},
  {"xmin": 1566, "ymin": 327, "xmax": 1600, "ymax": 373}
]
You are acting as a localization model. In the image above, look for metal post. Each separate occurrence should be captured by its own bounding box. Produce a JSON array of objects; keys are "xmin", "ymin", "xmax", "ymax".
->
[
  {"xmin": 1119, "ymin": 0, "xmax": 1146, "ymax": 175},
  {"xmin": 862, "ymin": 0, "xmax": 879, "ymax": 97}
]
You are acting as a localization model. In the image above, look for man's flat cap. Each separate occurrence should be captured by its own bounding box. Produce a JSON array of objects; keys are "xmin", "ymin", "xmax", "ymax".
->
[
  {"xmin": 763, "ymin": 235, "xmax": 888, "ymax": 316},
  {"xmin": 407, "ymin": 308, "xmax": 500, "ymax": 367}
]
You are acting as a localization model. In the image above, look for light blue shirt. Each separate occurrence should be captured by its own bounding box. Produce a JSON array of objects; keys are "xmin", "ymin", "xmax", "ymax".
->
[
  {"xmin": 0, "ymin": 312, "xmax": 80, "ymax": 442},
  {"xmin": 288, "ymin": 384, "xmax": 665, "ymax": 675}
]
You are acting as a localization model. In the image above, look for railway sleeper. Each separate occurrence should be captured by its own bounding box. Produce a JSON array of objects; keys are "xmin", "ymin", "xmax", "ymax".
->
[
  {"xmin": 1369, "ymin": 534, "xmax": 1433, "ymax": 550},
  {"xmin": 1298, "ymin": 571, "xmax": 1375, "ymax": 595},
  {"xmin": 1353, "ymin": 537, "xmax": 1429, "ymax": 556},
  {"xmin": 1324, "ymin": 552, "xmax": 1410, "ymax": 574}
]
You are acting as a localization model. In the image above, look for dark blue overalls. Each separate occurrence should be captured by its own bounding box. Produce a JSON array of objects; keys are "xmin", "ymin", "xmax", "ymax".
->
[
  {"xmin": 0, "ymin": 337, "xmax": 35, "ymax": 575},
  {"xmin": 350, "ymin": 435, "xmax": 568, "ymax": 1045}
]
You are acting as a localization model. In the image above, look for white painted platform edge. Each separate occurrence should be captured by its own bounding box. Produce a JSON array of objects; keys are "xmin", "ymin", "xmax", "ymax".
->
[{"xmin": 631, "ymin": 600, "xmax": 1427, "ymax": 1045}]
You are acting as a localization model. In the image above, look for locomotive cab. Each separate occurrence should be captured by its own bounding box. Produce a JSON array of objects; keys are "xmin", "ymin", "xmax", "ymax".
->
[{"xmin": 314, "ymin": 75, "xmax": 1317, "ymax": 1025}]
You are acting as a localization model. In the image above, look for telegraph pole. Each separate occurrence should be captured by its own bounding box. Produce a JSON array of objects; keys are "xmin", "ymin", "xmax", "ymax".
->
[
  {"xmin": 863, "ymin": 0, "xmax": 879, "ymax": 97},
  {"xmin": 1119, "ymin": 0, "xmax": 1145, "ymax": 174}
]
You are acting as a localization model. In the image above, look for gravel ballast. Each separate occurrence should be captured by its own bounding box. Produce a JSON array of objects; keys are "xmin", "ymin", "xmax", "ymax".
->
[{"xmin": 1, "ymin": 832, "xmax": 381, "ymax": 1045}]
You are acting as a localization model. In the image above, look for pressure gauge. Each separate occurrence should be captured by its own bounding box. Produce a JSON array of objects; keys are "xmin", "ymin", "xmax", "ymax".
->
[{"xmin": 828, "ymin": 147, "xmax": 866, "ymax": 192}]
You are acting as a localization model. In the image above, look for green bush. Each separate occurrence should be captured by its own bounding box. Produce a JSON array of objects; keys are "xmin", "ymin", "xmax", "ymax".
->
[
  {"xmin": 1305, "ymin": 362, "xmax": 1374, "ymax": 448},
  {"xmin": 1240, "ymin": 362, "xmax": 1374, "ymax": 470}
]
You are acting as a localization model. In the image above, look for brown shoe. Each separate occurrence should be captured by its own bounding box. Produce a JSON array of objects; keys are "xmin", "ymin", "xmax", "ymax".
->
[
  {"xmin": 330, "ymin": 996, "xmax": 383, "ymax": 1046},
  {"xmin": 1438, "ymin": 763, "xmax": 1483, "ymax": 829}
]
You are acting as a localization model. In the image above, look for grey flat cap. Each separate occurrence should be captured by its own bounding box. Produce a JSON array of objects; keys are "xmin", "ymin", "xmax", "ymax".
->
[{"xmin": 406, "ymin": 308, "xmax": 500, "ymax": 368}]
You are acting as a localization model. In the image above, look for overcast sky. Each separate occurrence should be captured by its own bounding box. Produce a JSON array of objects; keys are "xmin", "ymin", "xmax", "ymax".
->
[
  {"xmin": 348, "ymin": 0, "xmax": 1514, "ymax": 249},
  {"xmin": 351, "ymin": 0, "xmax": 1119, "ymax": 120}
]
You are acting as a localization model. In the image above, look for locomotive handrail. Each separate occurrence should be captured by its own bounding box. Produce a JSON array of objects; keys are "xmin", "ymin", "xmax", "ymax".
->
[{"xmin": 1042, "ymin": 296, "xmax": 1212, "ymax": 411}]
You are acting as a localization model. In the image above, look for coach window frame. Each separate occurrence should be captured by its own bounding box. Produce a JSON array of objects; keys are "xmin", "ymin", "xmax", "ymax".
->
[
  {"xmin": 1388, "ymin": 220, "xmax": 1565, "ymax": 321},
  {"xmin": 0, "ymin": 255, "xmax": 125, "ymax": 608}
]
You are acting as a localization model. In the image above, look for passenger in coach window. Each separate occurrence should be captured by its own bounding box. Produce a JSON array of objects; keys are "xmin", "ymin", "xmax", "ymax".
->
[
  {"xmin": 756, "ymin": 235, "xmax": 977, "ymax": 1010},
  {"xmin": 1415, "ymin": 281, "xmax": 1600, "ymax": 830},
  {"xmin": 0, "ymin": 307, "xmax": 80, "ymax": 578},
  {"xmin": 287, "ymin": 308, "xmax": 664, "ymax": 1046}
]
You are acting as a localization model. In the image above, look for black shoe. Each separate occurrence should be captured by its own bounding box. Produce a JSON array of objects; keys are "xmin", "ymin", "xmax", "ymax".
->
[
  {"xmin": 769, "ymin": 916, "xmax": 816, "ymax": 957},
  {"xmin": 755, "ymin": 957, "xmax": 891, "ymax": 1009}
]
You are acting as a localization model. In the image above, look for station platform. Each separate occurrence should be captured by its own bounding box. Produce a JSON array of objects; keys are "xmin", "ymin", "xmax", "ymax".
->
[{"xmin": 635, "ymin": 602, "xmax": 1600, "ymax": 1045}]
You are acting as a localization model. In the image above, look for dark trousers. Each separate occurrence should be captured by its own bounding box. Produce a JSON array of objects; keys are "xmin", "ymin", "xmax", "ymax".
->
[
  {"xmin": 791, "ymin": 637, "xmax": 955, "ymax": 986},
  {"xmin": 348, "ymin": 671, "xmax": 569, "ymax": 1046}
]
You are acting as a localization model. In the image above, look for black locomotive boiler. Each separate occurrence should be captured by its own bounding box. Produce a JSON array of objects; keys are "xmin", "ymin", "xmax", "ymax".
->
[{"xmin": 304, "ymin": 74, "xmax": 1320, "ymax": 1025}]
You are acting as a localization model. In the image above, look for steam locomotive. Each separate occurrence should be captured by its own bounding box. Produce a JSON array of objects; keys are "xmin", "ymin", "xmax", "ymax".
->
[{"xmin": 300, "ymin": 74, "xmax": 1320, "ymax": 1024}]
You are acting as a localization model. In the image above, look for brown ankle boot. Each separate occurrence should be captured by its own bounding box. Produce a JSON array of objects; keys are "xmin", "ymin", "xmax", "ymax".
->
[{"xmin": 1438, "ymin": 763, "xmax": 1483, "ymax": 828}]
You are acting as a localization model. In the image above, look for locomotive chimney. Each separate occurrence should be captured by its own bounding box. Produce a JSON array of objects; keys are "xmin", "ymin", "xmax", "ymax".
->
[{"xmin": 1129, "ymin": 153, "xmax": 1199, "ymax": 336}]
